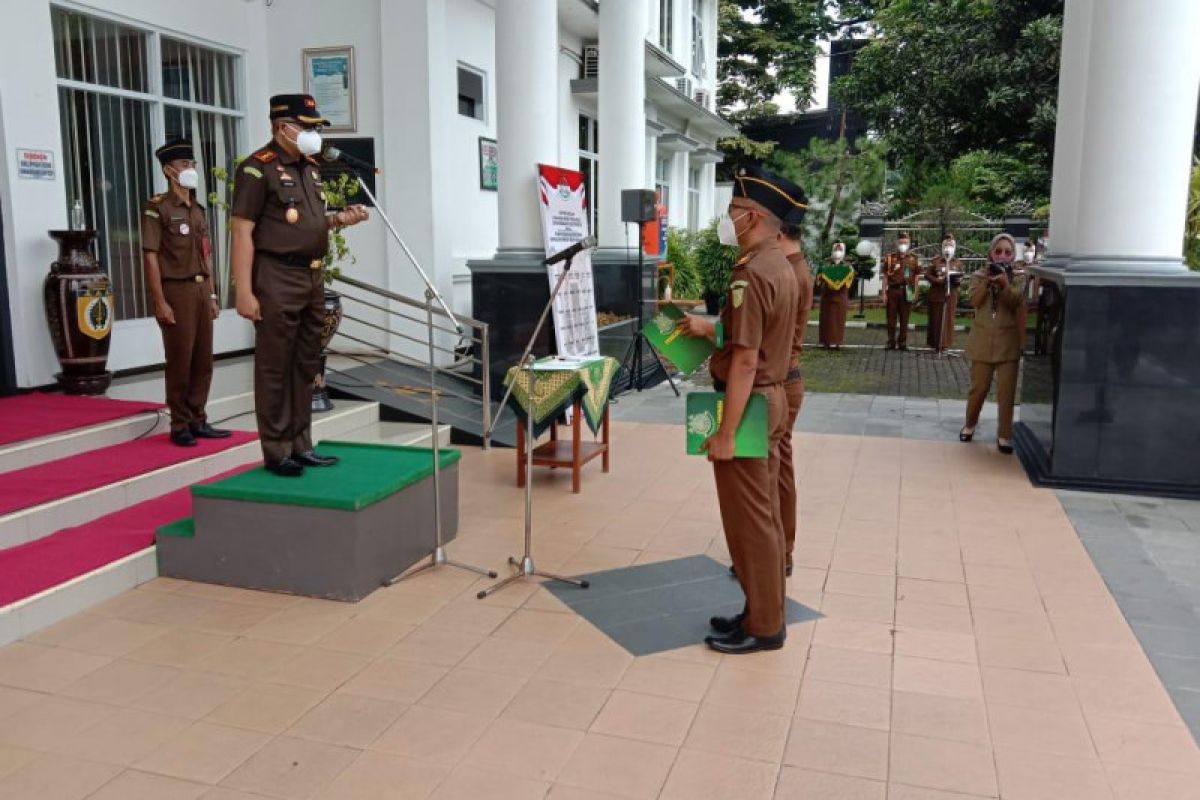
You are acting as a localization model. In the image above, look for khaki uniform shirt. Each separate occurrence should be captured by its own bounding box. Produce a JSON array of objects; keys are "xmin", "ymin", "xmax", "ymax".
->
[
  {"xmin": 231, "ymin": 140, "xmax": 329, "ymax": 260},
  {"xmin": 964, "ymin": 269, "xmax": 1027, "ymax": 363},
  {"xmin": 786, "ymin": 251, "xmax": 813, "ymax": 367},
  {"xmin": 925, "ymin": 256, "xmax": 962, "ymax": 303},
  {"xmin": 710, "ymin": 241, "xmax": 798, "ymax": 387},
  {"xmin": 140, "ymin": 192, "xmax": 211, "ymax": 281},
  {"xmin": 883, "ymin": 251, "xmax": 920, "ymax": 288}
]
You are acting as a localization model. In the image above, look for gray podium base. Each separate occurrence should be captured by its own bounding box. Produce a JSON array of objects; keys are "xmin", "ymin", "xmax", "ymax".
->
[{"xmin": 157, "ymin": 464, "xmax": 459, "ymax": 602}]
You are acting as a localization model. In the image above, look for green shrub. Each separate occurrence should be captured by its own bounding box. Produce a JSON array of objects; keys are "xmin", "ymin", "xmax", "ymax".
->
[{"xmin": 694, "ymin": 220, "xmax": 739, "ymax": 298}]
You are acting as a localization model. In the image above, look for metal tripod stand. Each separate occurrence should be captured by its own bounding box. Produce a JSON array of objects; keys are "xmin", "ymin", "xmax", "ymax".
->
[
  {"xmin": 477, "ymin": 255, "xmax": 591, "ymax": 599},
  {"xmin": 347, "ymin": 176, "xmax": 494, "ymax": 585}
]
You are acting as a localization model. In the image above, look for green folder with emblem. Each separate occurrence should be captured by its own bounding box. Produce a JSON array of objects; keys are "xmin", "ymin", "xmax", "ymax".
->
[
  {"xmin": 685, "ymin": 391, "xmax": 769, "ymax": 458},
  {"xmin": 641, "ymin": 303, "xmax": 716, "ymax": 375}
]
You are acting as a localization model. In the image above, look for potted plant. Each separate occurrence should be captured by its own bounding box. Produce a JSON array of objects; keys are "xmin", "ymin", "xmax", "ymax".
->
[
  {"xmin": 693, "ymin": 220, "xmax": 738, "ymax": 314},
  {"xmin": 209, "ymin": 162, "xmax": 360, "ymax": 412},
  {"xmin": 661, "ymin": 227, "xmax": 702, "ymax": 303}
]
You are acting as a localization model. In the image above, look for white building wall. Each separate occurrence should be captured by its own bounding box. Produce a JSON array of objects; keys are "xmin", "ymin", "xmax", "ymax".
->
[{"xmin": 0, "ymin": 0, "xmax": 271, "ymax": 388}]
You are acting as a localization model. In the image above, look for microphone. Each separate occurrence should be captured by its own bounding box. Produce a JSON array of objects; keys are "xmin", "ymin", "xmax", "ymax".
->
[
  {"xmin": 544, "ymin": 236, "xmax": 597, "ymax": 266},
  {"xmin": 322, "ymin": 146, "xmax": 382, "ymax": 176}
]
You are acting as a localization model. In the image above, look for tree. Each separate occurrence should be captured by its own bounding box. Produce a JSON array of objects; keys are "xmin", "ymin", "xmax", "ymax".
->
[
  {"xmin": 716, "ymin": 0, "xmax": 878, "ymax": 165},
  {"xmin": 767, "ymin": 132, "xmax": 887, "ymax": 255},
  {"xmin": 833, "ymin": 0, "xmax": 1063, "ymax": 204}
]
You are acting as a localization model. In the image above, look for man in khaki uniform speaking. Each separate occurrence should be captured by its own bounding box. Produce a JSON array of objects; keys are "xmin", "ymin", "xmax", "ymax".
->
[
  {"xmin": 231, "ymin": 94, "xmax": 368, "ymax": 476},
  {"xmin": 141, "ymin": 139, "xmax": 230, "ymax": 447},
  {"xmin": 676, "ymin": 165, "xmax": 801, "ymax": 655}
]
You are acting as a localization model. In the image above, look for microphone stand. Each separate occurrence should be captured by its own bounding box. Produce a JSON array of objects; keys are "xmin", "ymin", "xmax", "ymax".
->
[
  {"xmin": 346, "ymin": 175, "xmax": 495, "ymax": 585},
  {"xmin": 477, "ymin": 253, "xmax": 591, "ymax": 600}
]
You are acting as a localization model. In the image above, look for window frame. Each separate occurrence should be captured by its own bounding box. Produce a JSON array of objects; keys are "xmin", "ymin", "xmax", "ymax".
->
[
  {"xmin": 51, "ymin": 4, "xmax": 246, "ymax": 320},
  {"xmin": 578, "ymin": 114, "xmax": 599, "ymax": 236},
  {"xmin": 456, "ymin": 62, "xmax": 488, "ymax": 123}
]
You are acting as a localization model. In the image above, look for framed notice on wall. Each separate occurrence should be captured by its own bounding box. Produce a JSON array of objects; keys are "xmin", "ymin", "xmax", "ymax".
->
[
  {"xmin": 479, "ymin": 137, "xmax": 498, "ymax": 191},
  {"xmin": 303, "ymin": 46, "xmax": 356, "ymax": 132}
]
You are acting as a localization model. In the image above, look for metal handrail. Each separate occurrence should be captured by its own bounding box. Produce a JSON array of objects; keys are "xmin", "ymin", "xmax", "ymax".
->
[{"xmin": 328, "ymin": 274, "xmax": 492, "ymax": 448}]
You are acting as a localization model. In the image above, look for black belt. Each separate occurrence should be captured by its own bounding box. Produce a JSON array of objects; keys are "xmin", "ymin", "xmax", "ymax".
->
[
  {"xmin": 259, "ymin": 251, "xmax": 323, "ymax": 270},
  {"xmin": 712, "ymin": 379, "xmax": 786, "ymax": 392},
  {"xmin": 162, "ymin": 274, "xmax": 207, "ymax": 283},
  {"xmin": 786, "ymin": 367, "xmax": 802, "ymax": 382}
]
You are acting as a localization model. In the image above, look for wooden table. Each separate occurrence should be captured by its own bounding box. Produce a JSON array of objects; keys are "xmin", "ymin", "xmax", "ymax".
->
[{"xmin": 516, "ymin": 399, "xmax": 609, "ymax": 494}]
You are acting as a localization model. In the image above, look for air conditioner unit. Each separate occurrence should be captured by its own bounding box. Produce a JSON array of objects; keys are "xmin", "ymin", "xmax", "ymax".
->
[
  {"xmin": 674, "ymin": 76, "xmax": 694, "ymax": 97},
  {"xmin": 693, "ymin": 89, "xmax": 711, "ymax": 109},
  {"xmin": 583, "ymin": 44, "xmax": 600, "ymax": 79}
]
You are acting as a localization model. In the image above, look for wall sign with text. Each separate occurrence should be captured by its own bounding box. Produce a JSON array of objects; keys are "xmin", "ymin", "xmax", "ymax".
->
[
  {"xmin": 479, "ymin": 137, "xmax": 498, "ymax": 191},
  {"xmin": 303, "ymin": 46, "xmax": 357, "ymax": 132},
  {"xmin": 16, "ymin": 148, "xmax": 55, "ymax": 180}
]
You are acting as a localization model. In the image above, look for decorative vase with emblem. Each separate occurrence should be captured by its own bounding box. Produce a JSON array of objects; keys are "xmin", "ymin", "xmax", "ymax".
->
[
  {"xmin": 312, "ymin": 289, "xmax": 344, "ymax": 413},
  {"xmin": 43, "ymin": 230, "xmax": 114, "ymax": 395}
]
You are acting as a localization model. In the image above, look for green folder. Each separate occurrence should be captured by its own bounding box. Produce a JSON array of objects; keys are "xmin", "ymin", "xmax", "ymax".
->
[
  {"xmin": 642, "ymin": 304, "xmax": 715, "ymax": 375},
  {"xmin": 685, "ymin": 391, "xmax": 768, "ymax": 458}
]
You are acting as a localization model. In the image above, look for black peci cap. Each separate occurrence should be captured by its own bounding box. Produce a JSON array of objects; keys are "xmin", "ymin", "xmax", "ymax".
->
[
  {"xmin": 268, "ymin": 94, "xmax": 330, "ymax": 127},
  {"xmin": 732, "ymin": 164, "xmax": 808, "ymax": 222},
  {"xmin": 154, "ymin": 139, "xmax": 194, "ymax": 165}
]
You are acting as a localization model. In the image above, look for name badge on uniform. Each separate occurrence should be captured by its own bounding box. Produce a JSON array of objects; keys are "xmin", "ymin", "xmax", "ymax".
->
[{"xmin": 285, "ymin": 207, "xmax": 300, "ymax": 224}]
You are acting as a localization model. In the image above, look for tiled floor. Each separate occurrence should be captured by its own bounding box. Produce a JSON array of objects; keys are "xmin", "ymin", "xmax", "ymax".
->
[{"xmin": 1, "ymin": 421, "xmax": 1198, "ymax": 799}]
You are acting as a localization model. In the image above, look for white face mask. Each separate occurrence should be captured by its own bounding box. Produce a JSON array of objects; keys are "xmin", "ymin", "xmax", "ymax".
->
[
  {"xmin": 943, "ymin": 246, "xmax": 955, "ymax": 258},
  {"xmin": 288, "ymin": 124, "xmax": 323, "ymax": 156},
  {"xmin": 831, "ymin": 249, "xmax": 845, "ymax": 262},
  {"xmin": 717, "ymin": 211, "xmax": 749, "ymax": 247},
  {"xmin": 174, "ymin": 167, "xmax": 199, "ymax": 190},
  {"xmin": 898, "ymin": 242, "xmax": 909, "ymax": 254},
  {"xmin": 1023, "ymin": 249, "xmax": 1035, "ymax": 263}
]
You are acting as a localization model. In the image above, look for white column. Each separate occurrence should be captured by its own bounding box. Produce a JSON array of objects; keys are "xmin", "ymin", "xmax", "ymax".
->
[
  {"xmin": 495, "ymin": 0, "xmax": 558, "ymax": 251},
  {"xmin": 1067, "ymin": 0, "xmax": 1200, "ymax": 269},
  {"xmin": 598, "ymin": 0, "xmax": 648, "ymax": 247},
  {"xmin": 1045, "ymin": 0, "xmax": 1093, "ymax": 260}
]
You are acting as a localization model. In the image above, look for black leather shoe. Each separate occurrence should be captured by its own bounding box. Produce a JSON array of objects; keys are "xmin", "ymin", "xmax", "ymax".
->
[
  {"xmin": 705, "ymin": 626, "xmax": 787, "ymax": 655},
  {"xmin": 265, "ymin": 457, "xmax": 305, "ymax": 477},
  {"xmin": 169, "ymin": 429, "xmax": 198, "ymax": 447},
  {"xmin": 899, "ymin": 344, "xmax": 909, "ymax": 351},
  {"xmin": 709, "ymin": 612, "xmax": 744, "ymax": 635},
  {"xmin": 294, "ymin": 450, "xmax": 339, "ymax": 467},
  {"xmin": 191, "ymin": 421, "xmax": 232, "ymax": 439},
  {"xmin": 997, "ymin": 439, "xmax": 1014, "ymax": 455}
]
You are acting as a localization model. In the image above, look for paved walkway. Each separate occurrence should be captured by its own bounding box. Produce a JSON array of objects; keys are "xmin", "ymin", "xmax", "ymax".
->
[{"xmin": 1, "ymin": 415, "xmax": 1198, "ymax": 798}]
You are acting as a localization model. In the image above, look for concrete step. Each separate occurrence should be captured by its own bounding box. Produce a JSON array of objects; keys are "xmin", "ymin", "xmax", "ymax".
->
[
  {"xmin": 0, "ymin": 400, "xmax": 379, "ymax": 552},
  {"xmin": 0, "ymin": 391, "xmax": 256, "ymax": 474},
  {"xmin": 333, "ymin": 420, "xmax": 453, "ymax": 449}
]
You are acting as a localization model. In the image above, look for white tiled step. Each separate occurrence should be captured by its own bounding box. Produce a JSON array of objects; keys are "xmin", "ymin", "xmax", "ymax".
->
[
  {"xmin": 334, "ymin": 420, "xmax": 452, "ymax": 449},
  {"xmin": 0, "ymin": 400, "xmax": 380, "ymax": 552},
  {"xmin": 0, "ymin": 390, "xmax": 256, "ymax": 474}
]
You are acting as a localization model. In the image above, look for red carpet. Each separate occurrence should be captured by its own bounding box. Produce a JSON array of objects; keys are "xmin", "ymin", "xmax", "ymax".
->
[
  {"xmin": 0, "ymin": 430, "xmax": 258, "ymax": 516},
  {"xmin": 0, "ymin": 393, "xmax": 164, "ymax": 447},
  {"xmin": 0, "ymin": 464, "xmax": 253, "ymax": 606}
]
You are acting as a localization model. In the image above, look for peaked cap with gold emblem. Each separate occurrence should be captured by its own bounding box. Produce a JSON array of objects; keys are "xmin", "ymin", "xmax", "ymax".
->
[{"xmin": 732, "ymin": 163, "xmax": 808, "ymax": 222}]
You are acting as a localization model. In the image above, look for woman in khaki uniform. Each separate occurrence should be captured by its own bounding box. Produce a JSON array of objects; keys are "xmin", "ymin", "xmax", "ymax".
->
[
  {"xmin": 815, "ymin": 242, "xmax": 852, "ymax": 349},
  {"xmin": 960, "ymin": 233, "xmax": 1026, "ymax": 454}
]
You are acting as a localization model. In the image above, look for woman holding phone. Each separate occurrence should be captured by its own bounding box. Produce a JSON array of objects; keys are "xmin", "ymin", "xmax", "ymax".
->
[{"xmin": 960, "ymin": 233, "xmax": 1026, "ymax": 454}]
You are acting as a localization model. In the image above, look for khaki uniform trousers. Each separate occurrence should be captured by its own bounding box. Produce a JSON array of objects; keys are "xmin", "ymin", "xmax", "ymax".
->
[
  {"xmin": 159, "ymin": 279, "xmax": 214, "ymax": 432},
  {"xmin": 778, "ymin": 378, "xmax": 805, "ymax": 568},
  {"xmin": 966, "ymin": 360, "xmax": 1019, "ymax": 440},
  {"xmin": 252, "ymin": 256, "xmax": 324, "ymax": 463},
  {"xmin": 885, "ymin": 285, "xmax": 911, "ymax": 347},
  {"xmin": 712, "ymin": 383, "xmax": 789, "ymax": 638}
]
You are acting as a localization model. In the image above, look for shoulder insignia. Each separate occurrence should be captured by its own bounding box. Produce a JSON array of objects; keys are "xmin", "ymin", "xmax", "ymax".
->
[
  {"xmin": 251, "ymin": 148, "xmax": 277, "ymax": 164},
  {"xmin": 242, "ymin": 166, "xmax": 264, "ymax": 179},
  {"xmin": 730, "ymin": 279, "xmax": 750, "ymax": 309},
  {"xmin": 143, "ymin": 209, "xmax": 159, "ymax": 219}
]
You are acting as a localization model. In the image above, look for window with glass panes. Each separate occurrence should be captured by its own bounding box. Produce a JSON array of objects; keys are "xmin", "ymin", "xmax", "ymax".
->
[
  {"xmin": 53, "ymin": 8, "xmax": 243, "ymax": 320},
  {"xmin": 655, "ymin": 156, "xmax": 671, "ymax": 213},
  {"xmin": 578, "ymin": 115, "xmax": 599, "ymax": 236},
  {"xmin": 687, "ymin": 165, "xmax": 701, "ymax": 231},
  {"xmin": 691, "ymin": 0, "xmax": 707, "ymax": 81},
  {"xmin": 659, "ymin": 0, "xmax": 674, "ymax": 53}
]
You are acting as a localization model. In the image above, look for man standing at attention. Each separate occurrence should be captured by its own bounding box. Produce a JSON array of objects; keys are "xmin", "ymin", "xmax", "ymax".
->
[
  {"xmin": 231, "ymin": 94, "xmax": 369, "ymax": 476},
  {"xmin": 882, "ymin": 231, "xmax": 920, "ymax": 350},
  {"xmin": 776, "ymin": 213, "xmax": 812, "ymax": 578},
  {"xmin": 676, "ymin": 165, "xmax": 802, "ymax": 654},
  {"xmin": 141, "ymin": 139, "xmax": 231, "ymax": 447}
]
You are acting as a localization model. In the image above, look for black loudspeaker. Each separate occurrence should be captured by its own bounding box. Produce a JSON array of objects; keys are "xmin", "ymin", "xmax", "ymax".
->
[{"xmin": 621, "ymin": 189, "xmax": 657, "ymax": 223}]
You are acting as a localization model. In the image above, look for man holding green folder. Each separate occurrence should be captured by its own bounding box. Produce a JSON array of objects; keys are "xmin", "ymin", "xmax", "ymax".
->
[{"xmin": 676, "ymin": 164, "xmax": 805, "ymax": 655}]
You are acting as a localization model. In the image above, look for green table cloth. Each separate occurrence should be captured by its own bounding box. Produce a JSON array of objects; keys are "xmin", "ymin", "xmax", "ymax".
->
[{"xmin": 503, "ymin": 356, "xmax": 619, "ymax": 437}]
